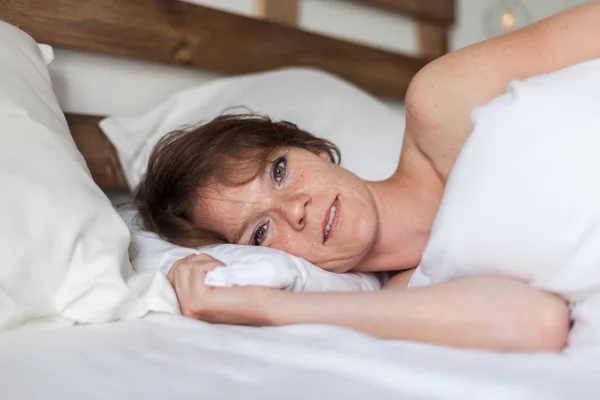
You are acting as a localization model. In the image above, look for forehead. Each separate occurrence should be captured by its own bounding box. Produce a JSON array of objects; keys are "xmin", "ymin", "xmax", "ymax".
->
[{"xmin": 193, "ymin": 179, "xmax": 266, "ymax": 237}]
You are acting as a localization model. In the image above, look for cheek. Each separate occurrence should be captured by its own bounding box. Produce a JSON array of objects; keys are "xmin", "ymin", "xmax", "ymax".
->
[
  {"xmin": 269, "ymin": 230, "xmax": 306, "ymax": 258},
  {"xmin": 340, "ymin": 191, "xmax": 378, "ymax": 249},
  {"xmin": 270, "ymin": 228, "xmax": 329, "ymax": 268}
]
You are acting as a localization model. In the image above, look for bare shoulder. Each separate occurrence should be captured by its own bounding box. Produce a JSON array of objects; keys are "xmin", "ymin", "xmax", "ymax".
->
[{"xmin": 403, "ymin": 2, "xmax": 600, "ymax": 181}]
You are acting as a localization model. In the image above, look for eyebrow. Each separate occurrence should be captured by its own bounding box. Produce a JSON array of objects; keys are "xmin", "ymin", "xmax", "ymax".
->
[{"xmin": 232, "ymin": 219, "xmax": 251, "ymax": 245}]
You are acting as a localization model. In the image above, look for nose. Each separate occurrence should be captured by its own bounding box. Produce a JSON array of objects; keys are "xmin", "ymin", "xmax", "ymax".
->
[{"xmin": 279, "ymin": 193, "xmax": 311, "ymax": 230}]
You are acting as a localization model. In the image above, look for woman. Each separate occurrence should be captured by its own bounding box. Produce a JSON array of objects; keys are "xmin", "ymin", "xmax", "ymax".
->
[{"xmin": 136, "ymin": 3, "xmax": 600, "ymax": 352}]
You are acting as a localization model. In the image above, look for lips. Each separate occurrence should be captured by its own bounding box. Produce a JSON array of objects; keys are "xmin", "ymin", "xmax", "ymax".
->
[{"xmin": 322, "ymin": 195, "xmax": 340, "ymax": 244}]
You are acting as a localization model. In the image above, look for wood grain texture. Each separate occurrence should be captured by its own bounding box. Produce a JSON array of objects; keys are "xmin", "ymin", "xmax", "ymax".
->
[
  {"xmin": 354, "ymin": 0, "xmax": 455, "ymax": 25},
  {"xmin": 65, "ymin": 114, "xmax": 128, "ymax": 190},
  {"xmin": 255, "ymin": 0, "xmax": 298, "ymax": 26},
  {"xmin": 418, "ymin": 22, "xmax": 448, "ymax": 60},
  {"xmin": 1, "ymin": 0, "xmax": 429, "ymax": 100}
]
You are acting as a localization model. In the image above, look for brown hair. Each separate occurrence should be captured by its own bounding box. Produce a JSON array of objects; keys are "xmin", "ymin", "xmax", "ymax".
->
[{"xmin": 134, "ymin": 113, "xmax": 341, "ymax": 248}]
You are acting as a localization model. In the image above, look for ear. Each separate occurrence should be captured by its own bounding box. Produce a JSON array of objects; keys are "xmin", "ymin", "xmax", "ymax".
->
[{"xmin": 317, "ymin": 151, "xmax": 331, "ymax": 161}]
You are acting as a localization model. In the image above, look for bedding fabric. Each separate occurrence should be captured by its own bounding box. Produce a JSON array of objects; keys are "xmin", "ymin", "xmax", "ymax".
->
[
  {"xmin": 410, "ymin": 58, "xmax": 600, "ymax": 350},
  {"xmin": 0, "ymin": 22, "xmax": 177, "ymax": 331},
  {"xmin": 1, "ymin": 313, "xmax": 599, "ymax": 400}
]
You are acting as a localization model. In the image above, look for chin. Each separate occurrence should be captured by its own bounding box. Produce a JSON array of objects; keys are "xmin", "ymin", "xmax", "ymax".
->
[
  {"xmin": 330, "ymin": 262, "xmax": 356, "ymax": 274},
  {"xmin": 337, "ymin": 220, "xmax": 377, "ymax": 272},
  {"xmin": 328, "ymin": 237, "xmax": 375, "ymax": 274},
  {"xmin": 351, "ymin": 214, "xmax": 378, "ymax": 250},
  {"xmin": 314, "ymin": 253, "xmax": 361, "ymax": 274}
]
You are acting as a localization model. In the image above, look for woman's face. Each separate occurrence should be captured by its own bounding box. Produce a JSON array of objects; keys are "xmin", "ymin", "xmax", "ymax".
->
[{"xmin": 194, "ymin": 147, "xmax": 379, "ymax": 272}]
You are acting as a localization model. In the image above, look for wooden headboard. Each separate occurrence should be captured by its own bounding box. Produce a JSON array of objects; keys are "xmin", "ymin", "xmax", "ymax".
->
[{"xmin": 1, "ymin": 0, "xmax": 455, "ymax": 190}]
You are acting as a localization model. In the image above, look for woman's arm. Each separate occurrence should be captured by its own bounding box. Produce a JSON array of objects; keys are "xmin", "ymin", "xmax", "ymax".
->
[
  {"xmin": 404, "ymin": 2, "xmax": 600, "ymax": 180},
  {"xmin": 168, "ymin": 255, "xmax": 570, "ymax": 353},
  {"xmin": 263, "ymin": 277, "xmax": 570, "ymax": 353}
]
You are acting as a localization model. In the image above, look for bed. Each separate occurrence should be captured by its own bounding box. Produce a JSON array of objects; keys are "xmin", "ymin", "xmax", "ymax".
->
[{"xmin": 2, "ymin": 1, "xmax": 600, "ymax": 399}]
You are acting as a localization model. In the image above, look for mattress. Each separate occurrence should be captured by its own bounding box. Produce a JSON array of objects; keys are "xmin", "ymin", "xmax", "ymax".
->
[
  {"xmin": 2, "ymin": 312, "xmax": 599, "ymax": 400},
  {"xmin": 2, "ymin": 190, "xmax": 583, "ymax": 399}
]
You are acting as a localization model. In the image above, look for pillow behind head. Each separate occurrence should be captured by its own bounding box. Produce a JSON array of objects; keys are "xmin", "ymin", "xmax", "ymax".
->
[
  {"xmin": 99, "ymin": 67, "xmax": 406, "ymax": 189},
  {"xmin": 0, "ymin": 22, "xmax": 177, "ymax": 331}
]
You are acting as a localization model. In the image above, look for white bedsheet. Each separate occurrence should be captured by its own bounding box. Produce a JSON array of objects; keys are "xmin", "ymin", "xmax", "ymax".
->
[{"xmin": 2, "ymin": 313, "xmax": 599, "ymax": 399}]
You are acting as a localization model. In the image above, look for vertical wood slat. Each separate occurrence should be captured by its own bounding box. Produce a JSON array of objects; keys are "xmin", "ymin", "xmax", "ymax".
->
[
  {"xmin": 417, "ymin": 22, "xmax": 449, "ymax": 60},
  {"xmin": 65, "ymin": 114, "xmax": 128, "ymax": 190},
  {"xmin": 255, "ymin": 0, "xmax": 299, "ymax": 26}
]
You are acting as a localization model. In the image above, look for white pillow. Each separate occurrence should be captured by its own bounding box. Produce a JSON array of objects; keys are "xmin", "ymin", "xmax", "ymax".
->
[
  {"xmin": 0, "ymin": 22, "xmax": 177, "ymax": 332},
  {"xmin": 409, "ymin": 58, "xmax": 600, "ymax": 348},
  {"xmin": 99, "ymin": 67, "xmax": 406, "ymax": 189},
  {"xmin": 115, "ymin": 206, "xmax": 383, "ymax": 292},
  {"xmin": 37, "ymin": 44, "xmax": 54, "ymax": 66}
]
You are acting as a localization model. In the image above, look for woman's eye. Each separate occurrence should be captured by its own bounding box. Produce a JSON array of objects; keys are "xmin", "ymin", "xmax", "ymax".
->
[
  {"xmin": 251, "ymin": 221, "xmax": 269, "ymax": 246},
  {"xmin": 271, "ymin": 157, "xmax": 287, "ymax": 183}
]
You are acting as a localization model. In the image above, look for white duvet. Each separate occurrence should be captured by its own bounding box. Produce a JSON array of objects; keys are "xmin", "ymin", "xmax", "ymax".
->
[
  {"xmin": 1, "ymin": 313, "xmax": 599, "ymax": 400},
  {"xmin": 411, "ymin": 58, "xmax": 600, "ymax": 351}
]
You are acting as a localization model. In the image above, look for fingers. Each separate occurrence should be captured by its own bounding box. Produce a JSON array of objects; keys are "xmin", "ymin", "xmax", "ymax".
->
[
  {"xmin": 167, "ymin": 253, "xmax": 223, "ymax": 280},
  {"xmin": 164, "ymin": 253, "xmax": 274, "ymax": 325},
  {"xmin": 172, "ymin": 261, "xmax": 193, "ymax": 313},
  {"xmin": 178, "ymin": 253, "xmax": 222, "ymax": 265},
  {"xmin": 166, "ymin": 253, "xmax": 226, "ymax": 317}
]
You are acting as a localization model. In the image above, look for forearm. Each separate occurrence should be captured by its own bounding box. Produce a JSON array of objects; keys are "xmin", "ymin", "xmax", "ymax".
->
[{"xmin": 263, "ymin": 277, "xmax": 570, "ymax": 352}]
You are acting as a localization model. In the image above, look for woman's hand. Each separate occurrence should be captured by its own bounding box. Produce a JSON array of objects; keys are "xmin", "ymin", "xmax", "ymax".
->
[{"xmin": 167, "ymin": 253, "xmax": 272, "ymax": 326}]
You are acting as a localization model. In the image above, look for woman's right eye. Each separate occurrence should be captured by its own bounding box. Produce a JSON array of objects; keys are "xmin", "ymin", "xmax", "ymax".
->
[
  {"xmin": 271, "ymin": 156, "xmax": 287, "ymax": 184},
  {"xmin": 251, "ymin": 221, "xmax": 269, "ymax": 246}
]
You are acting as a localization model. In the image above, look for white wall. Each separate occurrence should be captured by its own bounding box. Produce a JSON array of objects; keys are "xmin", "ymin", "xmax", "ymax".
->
[
  {"xmin": 49, "ymin": 0, "xmax": 590, "ymax": 117},
  {"xmin": 452, "ymin": 0, "xmax": 590, "ymax": 50}
]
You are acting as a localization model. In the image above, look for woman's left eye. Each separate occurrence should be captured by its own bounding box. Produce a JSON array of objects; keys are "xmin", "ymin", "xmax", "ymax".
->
[
  {"xmin": 271, "ymin": 156, "xmax": 287, "ymax": 183},
  {"xmin": 251, "ymin": 221, "xmax": 269, "ymax": 246}
]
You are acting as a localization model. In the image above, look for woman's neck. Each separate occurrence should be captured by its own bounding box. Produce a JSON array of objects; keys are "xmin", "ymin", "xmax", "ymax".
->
[{"xmin": 355, "ymin": 172, "xmax": 443, "ymax": 273}]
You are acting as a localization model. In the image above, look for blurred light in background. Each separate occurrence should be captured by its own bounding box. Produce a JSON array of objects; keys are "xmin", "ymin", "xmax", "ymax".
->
[{"xmin": 484, "ymin": 0, "xmax": 532, "ymax": 38}]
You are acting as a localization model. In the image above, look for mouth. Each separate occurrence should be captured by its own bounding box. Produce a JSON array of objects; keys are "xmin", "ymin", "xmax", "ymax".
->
[{"xmin": 322, "ymin": 195, "xmax": 340, "ymax": 244}]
